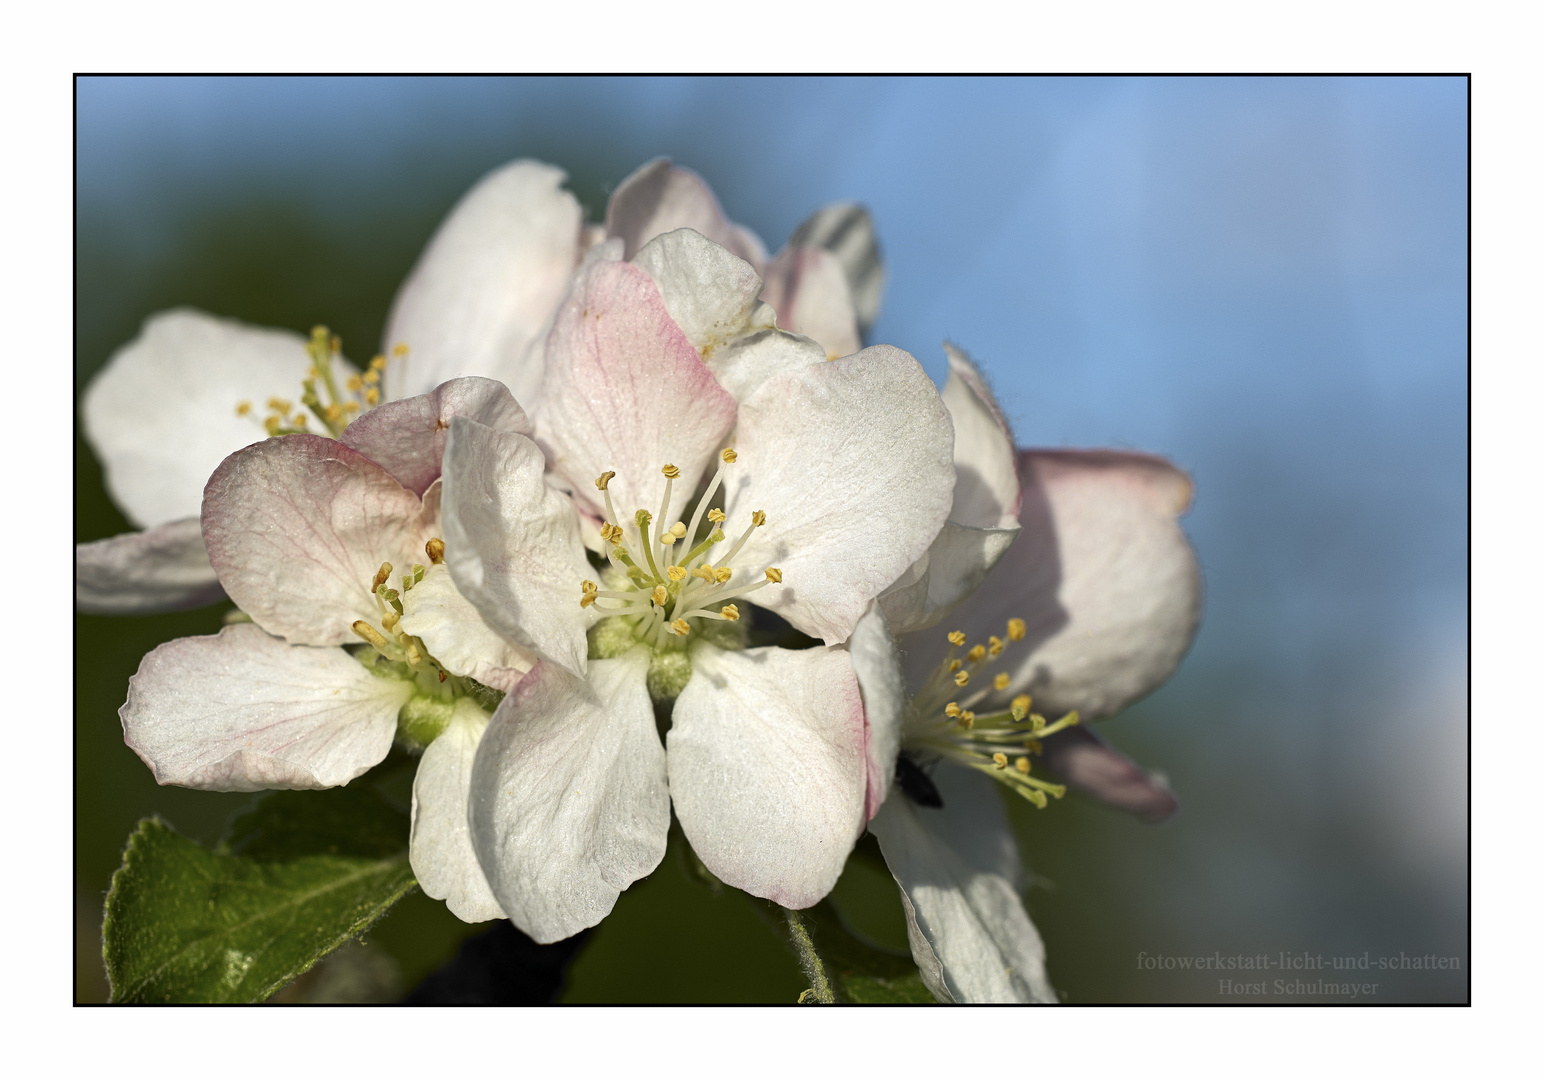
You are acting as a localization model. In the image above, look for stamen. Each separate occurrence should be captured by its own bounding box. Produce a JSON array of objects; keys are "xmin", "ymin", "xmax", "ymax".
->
[
  {"xmin": 666, "ymin": 565, "xmax": 687, "ymax": 582},
  {"xmin": 948, "ymin": 631, "xmax": 966, "ymax": 647},
  {"xmin": 764, "ymin": 568, "xmax": 783, "ymax": 583},
  {"xmin": 235, "ymin": 401, "xmax": 252, "ymax": 416},
  {"xmin": 596, "ymin": 471, "xmax": 616, "ymax": 491},
  {"xmin": 651, "ymin": 585, "xmax": 669, "ymax": 607},
  {"xmin": 994, "ymin": 673, "xmax": 1011, "ymax": 691},
  {"xmin": 720, "ymin": 604, "xmax": 740, "ymax": 621},
  {"xmin": 720, "ymin": 448, "xmax": 738, "ymax": 464},
  {"xmin": 1011, "ymin": 695, "xmax": 1031, "ymax": 721},
  {"xmin": 691, "ymin": 565, "xmax": 717, "ymax": 583},
  {"xmin": 967, "ymin": 644, "xmax": 986, "ymax": 663},
  {"xmin": 669, "ymin": 618, "xmax": 691, "ymax": 636},
  {"xmin": 988, "ymin": 635, "xmax": 1004, "ymax": 656},
  {"xmin": 714, "ymin": 567, "xmax": 732, "ymax": 584},
  {"xmin": 661, "ymin": 464, "xmax": 681, "ymax": 479},
  {"xmin": 954, "ymin": 671, "xmax": 970, "ymax": 687},
  {"xmin": 993, "ymin": 752, "xmax": 1008, "ymax": 770},
  {"xmin": 945, "ymin": 702, "xmax": 961, "ymax": 718},
  {"xmin": 751, "ymin": 510, "xmax": 767, "ymax": 527},
  {"xmin": 426, "ymin": 538, "xmax": 445, "ymax": 564},
  {"xmin": 1015, "ymin": 756, "xmax": 1032, "ymax": 774},
  {"xmin": 707, "ymin": 508, "xmax": 726, "ymax": 524},
  {"xmin": 1007, "ymin": 618, "xmax": 1026, "ymax": 641},
  {"xmin": 352, "ymin": 621, "xmax": 390, "ymax": 650},
  {"xmin": 580, "ymin": 580, "xmax": 599, "ymax": 608},
  {"xmin": 372, "ymin": 562, "xmax": 394, "ymax": 590}
]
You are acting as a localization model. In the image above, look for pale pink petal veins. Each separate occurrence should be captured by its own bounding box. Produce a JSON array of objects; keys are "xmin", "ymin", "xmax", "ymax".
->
[
  {"xmin": 411, "ymin": 698, "xmax": 506, "ymax": 923},
  {"xmin": 76, "ymin": 517, "xmax": 225, "ymax": 614},
  {"xmin": 340, "ymin": 376, "xmax": 531, "ymax": 497},
  {"xmin": 605, "ymin": 158, "xmax": 767, "ymax": 268},
  {"xmin": 439, "ymin": 417, "xmax": 594, "ymax": 676},
  {"xmin": 724, "ymin": 344, "xmax": 955, "ymax": 645},
  {"xmin": 468, "ymin": 652, "xmax": 668, "ymax": 944},
  {"xmin": 383, "ymin": 160, "xmax": 585, "ymax": 404},
  {"xmin": 869, "ymin": 764, "xmax": 1056, "ymax": 1003},
  {"xmin": 904, "ymin": 449, "xmax": 1202, "ymax": 721},
  {"xmin": 532, "ymin": 258, "xmax": 737, "ymax": 529},
  {"xmin": 760, "ymin": 244, "xmax": 861, "ymax": 361},
  {"xmin": 121, "ymin": 624, "xmax": 411, "ymax": 792},
  {"xmin": 668, "ymin": 644, "xmax": 866, "ymax": 909},
  {"xmin": 82, "ymin": 309, "xmax": 320, "ymax": 527},
  {"xmin": 202, "ymin": 434, "xmax": 431, "ymax": 646}
]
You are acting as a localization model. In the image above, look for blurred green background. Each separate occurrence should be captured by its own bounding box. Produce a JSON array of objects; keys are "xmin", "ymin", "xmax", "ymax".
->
[{"xmin": 76, "ymin": 76, "xmax": 1468, "ymax": 1003}]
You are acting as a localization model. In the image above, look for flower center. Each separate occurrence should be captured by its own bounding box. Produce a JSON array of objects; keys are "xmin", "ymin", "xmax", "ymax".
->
[
  {"xmin": 234, "ymin": 325, "xmax": 406, "ymax": 438},
  {"xmin": 579, "ymin": 448, "xmax": 783, "ymax": 652},
  {"xmin": 899, "ymin": 619, "xmax": 1078, "ymax": 810}
]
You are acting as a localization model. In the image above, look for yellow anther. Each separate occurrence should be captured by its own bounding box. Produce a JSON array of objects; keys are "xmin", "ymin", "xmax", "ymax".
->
[
  {"xmin": 1029, "ymin": 714, "xmax": 1047, "ymax": 733},
  {"xmin": 714, "ymin": 567, "xmax": 733, "ymax": 584},
  {"xmin": 720, "ymin": 604, "xmax": 740, "ymax": 621},
  {"xmin": 1007, "ymin": 617, "xmax": 1027, "ymax": 641},
  {"xmin": 692, "ymin": 565, "xmax": 717, "ymax": 583},
  {"xmin": 1011, "ymin": 694, "xmax": 1032, "ymax": 718},
  {"xmin": 707, "ymin": 508, "xmax": 726, "ymax": 523},
  {"xmin": 670, "ymin": 618, "xmax": 691, "ymax": 636},
  {"xmin": 580, "ymin": 594, "xmax": 597, "ymax": 609},
  {"xmin": 1015, "ymin": 756, "xmax": 1032, "ymax": 774},
  {"xmin": 235, "ymin": 401, "xmax": 253, "ymax": 416},
  {"xmin": 601, "ymin": 522, "xmax": 624, "ymax": 544},
  {"xmin": 293, "ymin": 414, "xmax": 308, "ymax": 428},
  {"xmin": 954, "ymin": 670, "xmax": 970, "ymax": 687},
  {"xmin": 370, "ymin": 355, "xmax": 387, "ymax": 370},
  {"xmin": 751, "ymin": 510, "xmax": 767, "ymax": 527},
  {"xmin": 351, "ymin": 621, "xmax": 390, "ymax": 650},
  {"xmin": 263, "ymin": 416, "xmax": 281, "ymax": 436},
  {"xmin": 948, "ymin": 659, "xmax": 962, "ymax": 673},
  {"xmin": 666, "ymin": 566, "xmax": 687, "ymax": 582},
  {"xmin": 661, "ymin": 464, "xmax": 681, "ymax": 479},
  {"xmin": 595, "ymin": 471, "xmax": 616, "ymax": 491},
  {"xmin": 764, "ymin": 568, "xmax": 783, "ymax": 584},
  {"xmin": 670, "ymin": 522, "xmax": 687, "ymax": 538},
  {"xmin": 945, "ymin": 702, "xmax": 961, "ymax": 718},
  {"xmin": 651, "ymin": 585, "xmax": 668, "ymax": 606},
  {"xmin": 382, "ymin": 610, "xmax": 400, "ymax": 632},
  {"xmin": 993, "ymin": 752, "xmax": 1009, "ymax": 770},
  {"xmin": 392, "ymin": 343, "xmax": 409, "ymax": 358},
  {"xmin": 342, "ymin": 401, "xmax": 360, "ymax": 413},
  {"xmin": 948, "ymin": 630, "xmax": 966, "ymax": 647},
  {"xmin": 425, "ymin": 538, "xmax": 445, "ymax": 564},
  {"xmin": 363, "ymin": 368, "xmax": 380, "ymax": 384},
  {"xmin": 403, "ymin": 637, "xmax": 424, "ymax": 666},
  {"xmin": 994, "ymin": 672, "xmax": 1011, "ymax": 691},
  {"xmin": 372, "ymin": 562, "xmax": 394, "ymax": 590},
  {"xmin": 363, "ymin": 387, "xmax": 380, "ymax": 406},
  {"xmin": 266, "ymin": 397, "xmax": 292, "ymax": 412},
  {"xmin": 967, "ymin": 644, "xmax": 986, "ymax": 663},
  {"xmin": 635, "ymin": 509, "xmax": 652, "ymax": 529},
  {"xmin": 721, "ymin": 448, "xmax": 738, "ymax": 463},
  {"xmin": 1023, "ymin": 739, "xmax": 1043, "ymax": 754},
  {"xmin": 661, "ymin": 533, "xmax": 679, "ymax": 546},
  {"xmin": 960, "ymin": 710, "xmax": 976, "ymax": 724},
  {"xmin": 988, "ymin": 635, "xmax": 1004, "ymax": 656},
  {"xmin": 329, "ymin": 334, "xmax": 342, "ymax": 355},
  {"xmin": 346, "ymin": 375, "xmax": 364, "ymax": 391},
  {"xmin": 581, "ymin": 579, "xmax": 598, "ymax": 594},
  {"xmin": 325, "ymin": 403, "xmax": 343, "ymax": 423}
]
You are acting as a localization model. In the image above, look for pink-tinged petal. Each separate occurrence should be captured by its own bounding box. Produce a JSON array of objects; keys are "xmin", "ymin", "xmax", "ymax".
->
[
  {"xmin": 725, "ymin": 345, "xmax": 955, "ymax": 644},
  {"xmin": 468, "ymin": 651, "xmax": 667, "ymax": 944},
  {"xmin": 786, "ymin": 202, "xmax": 885, "ymax": 331},
  {"xmin": 121, "ymin": 624, "xmax": 411, "ymax": 792},
  {"xmin": 879, "ymin": 521, "xmax": 1022, "ymax": 636},
  {"xmin": 668, "ymin": 643, "xmax": 866, "ymax": 909},
  {"xmin": 760, "ymin": 245, "xmax": 861, "ymax": 361},
  {"xmin": 605, "ymin": 158, "xmax": 767, "ymax": 268},
  {"xmin": 397, "ymin": 564, "xmax": 536, "ymax": 692},
  {"xmin": 533, "ymin": 258, "xmax": 737, "ymax": 528},
  {"xmin": 340, "ymin": 377, "xmax": 531, "ymax": 497},
  {"xmin": 82, "ymin": 309, "xmax": 319, "ymax": 527},
  {"xmin": 1040, "ymin": 727, "xmax": 1179, "ymax": 822},
  {"xmin": 411, "ymin": 698, "xmax": 506, "ymax": 923},
  {"xmin": 383, "ymin": 160, "xmax": 584, "ymax": 404},
  {"xmin": 904, "ymin": 449, "xmax": 1201, "ymax": 720},
  {"xmin": 942, "ymin": 343, "xmax": 1020, "ymax": 526},
  {"xmin": 869, "ymin": 764, "xmax": 1056, "ymax": 1003},
  {"xmin": 440, "ymin": 418, "xmax": 593, "ymax": 676},
  {"xmin": 845, "ymin": 604, "xmax": 905, "ymax": 821},
  {"xmin": 76, "ymin": 517, "xmax": 225, "ymax": 614},
  {"xmin": 202, "ymin": 434, "xmax": 431, "ymax": 646},
  {"xmin": 631, "ymin": 228, "xmax": 776, "ymax": 359}
]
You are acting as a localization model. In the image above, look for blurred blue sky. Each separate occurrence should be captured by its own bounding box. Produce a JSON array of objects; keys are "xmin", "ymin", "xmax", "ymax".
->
[{"xmin": 76, "ymin": 76, "xmax": 1468, "ymax": 999}]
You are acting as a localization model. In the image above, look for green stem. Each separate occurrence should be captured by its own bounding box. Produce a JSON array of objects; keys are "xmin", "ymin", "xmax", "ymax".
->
[{"xmin": 783, "ymin": 906, "xmax": 835, "ymax": 1004}]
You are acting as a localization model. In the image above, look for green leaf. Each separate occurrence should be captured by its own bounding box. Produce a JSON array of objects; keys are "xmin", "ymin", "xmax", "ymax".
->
[
  {"xmin": 104, "ymin": 785, "xmax": 417, "ymax": 1003},
  {"xmin": 798, "ymin": 902, "xmax": 937, "ymax": 1004}
]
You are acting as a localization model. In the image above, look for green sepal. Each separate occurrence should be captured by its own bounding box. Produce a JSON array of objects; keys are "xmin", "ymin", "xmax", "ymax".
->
[
  {"xmin": 103, "ymin": 784, "xmax": 417, "ymax": 1003},
  {"xmin": 396, "ymin": 693, "xmax": 455, "ymax": 750},
  {"xmin": 787, "ymin": 902, "xmax": 937, "ymax": 1004}
]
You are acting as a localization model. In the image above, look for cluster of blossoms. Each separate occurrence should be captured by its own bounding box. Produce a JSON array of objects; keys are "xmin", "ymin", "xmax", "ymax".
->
[{"xmin": 77, "ymin": 158, "xmax": 1201, "ymax": 1003}]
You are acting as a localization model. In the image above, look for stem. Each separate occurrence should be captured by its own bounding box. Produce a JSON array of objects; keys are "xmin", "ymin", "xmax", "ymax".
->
[{"xmin": 782, "ymin": 907, "xmax": 835, "ymax": 1004}]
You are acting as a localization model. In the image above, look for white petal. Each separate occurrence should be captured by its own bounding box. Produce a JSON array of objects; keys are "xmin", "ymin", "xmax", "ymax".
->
[
  {"xmin": 631, "ymin": 228, "xmax": 776, "ymax": 359},
  {"xmin": 605, "ymin": 158, "xmax": 767, "ymax": 268},
  {"xmin": 905, "ymin": 450, "xmax": 1202, "ymax": 720},
  {"xmin": 340, "ymin": 376, "xmax": 531, "ymax": 497},
  {"xmin": 76, "ymin": 517, "xmax": 224, "ymax": 614},
  {"xmin": 469, "ymin": 652, "xmax": 668, "ymax": 944},
  {"xmin": 397, "ymin": 564, "xmax": 535, "ymax": 691},
  {"xmin": 879, "ymin": 520, "xmax": 1022, "ymax": 636},
  {"xmin": 440, "ymin": 417, "xmax": 594, "ymax": 676},
  {"xmin": 844, "ymin": 604, "xmax": 905, "ymax": 820},
  {"xmin": 1040, "ymin": 728, "xmax": 1179, "ymax": 821},
  {"xmin": 869, "ymin": 764, "xmax": 1057, "ymax": 1004},
  {"xmin": 82, "ymin": 309, "xmax": 317, "ymax": 527},
  {"xmin": 668, "ymin": 643, "xmax": 866, "ymax": 909},
  {"xmin": 201, "ymin": 434, "xmax": 431, "ymax": 646},
  {"xmin": 941, "ymin": 343, "xmax": 1020, "ymax": 528},
  {"xmin": 759, "ymin": 244, "xmax": 861, "ymax": 361},
  {"xmin": 410, "ymin": 698, "xmax": 506, "ymax": 923},
  {"xmin": 724, "ymin": 344, "xmax": 956, "ymax": 644},
  {"xmin": 703, "ymin": 327, "xmax": 827, "ymax": 405},
  {"xmin": 383, "ymin": 159, "xmax": 584, "ymax": 404},
  {"xmin": 787, "ymin": 202, "xmax": 885, "ymax": 331},
  {"xmin": 532, "ymin": 257, "xmax": 737, "ymax": 528},
  {"xmin": 121, "ymin": 624, "xmax": 411, "ymax": 792}
]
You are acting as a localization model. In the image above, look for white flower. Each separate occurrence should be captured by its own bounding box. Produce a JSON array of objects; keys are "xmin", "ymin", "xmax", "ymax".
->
[
  {"xmin": 856, "ymin": 346, "xmax": 1204, "ymax": 1003},
  {"xmin": 77, "ymin": 158, "xmax": 878, "ymax": 615},
  {"xmin": 424, "ymin": 228, "xmax": 956, "ymax": 944}
]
